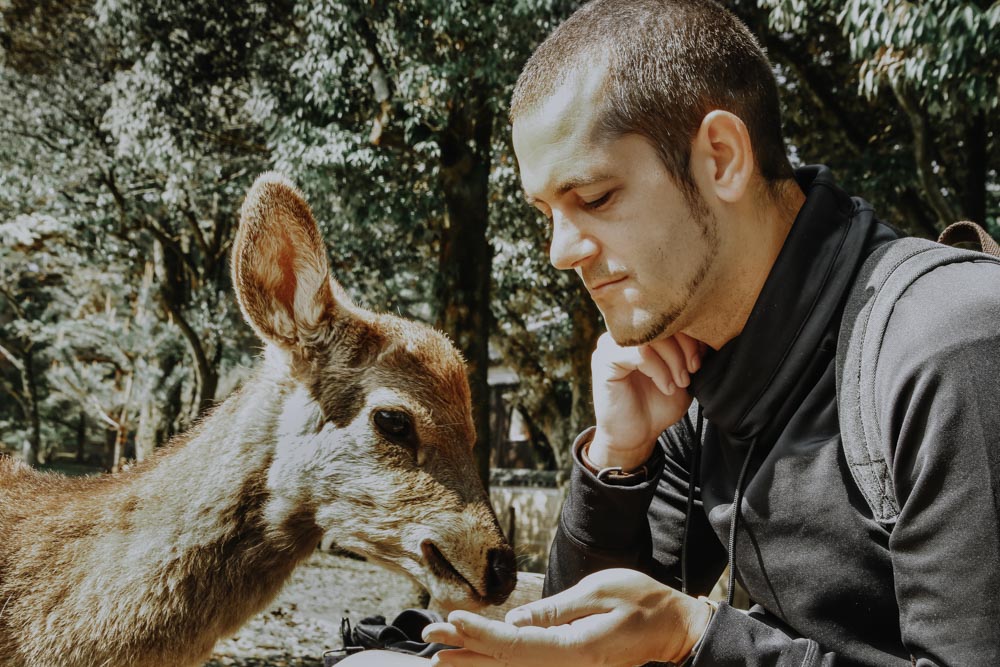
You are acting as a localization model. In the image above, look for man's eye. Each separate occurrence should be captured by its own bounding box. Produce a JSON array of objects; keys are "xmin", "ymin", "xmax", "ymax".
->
[{"xmin": 583, "ymin": 192, "xmax": 612, "ymax": 210}]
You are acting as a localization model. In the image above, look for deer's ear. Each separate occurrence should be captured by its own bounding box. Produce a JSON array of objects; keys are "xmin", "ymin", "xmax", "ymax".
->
[{"xmin": 232, "ymin": 172, "xmax": 341, "ymax": 349}]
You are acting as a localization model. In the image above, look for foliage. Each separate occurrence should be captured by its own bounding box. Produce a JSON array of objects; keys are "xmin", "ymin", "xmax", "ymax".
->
[
  {"xmin": 253, "ymin": 0, "xmax": 590, "ymax": 475},
  {"xmin": 0, "ymin": 0, "xmax": 995, "ymax": 472},
  {"xmin": 0, "ymin": 0, "xmax": 275, "ymax": 465},
  {"xmin": 745, "ymin": 0, "xmax": 999, "ymax": 234}
]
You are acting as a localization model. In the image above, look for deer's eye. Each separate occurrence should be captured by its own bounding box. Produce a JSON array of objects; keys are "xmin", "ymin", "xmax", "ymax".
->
[{"xmin": 373, "ymin": 410, "xmax": 413, "ymax": 441}]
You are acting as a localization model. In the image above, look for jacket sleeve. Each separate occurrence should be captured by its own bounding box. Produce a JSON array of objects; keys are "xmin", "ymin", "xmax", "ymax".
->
[
  {"xmin": 545, "ymin": 418, "xmax": 726, "ymax": 598},
  {"xmin": 693, "ymin": 604, "xmax": 836, "ymax": 666},
  {"xmin": 544, "ymin": 426, "xmax": 665, "ymax": 596},
  {"xmin": 871, "ymin": 261, "xmax": 1000, "ymax": 665},
  {"xmin": 545, "ymin": 421, "xmax": 838, "ymax": 666}
]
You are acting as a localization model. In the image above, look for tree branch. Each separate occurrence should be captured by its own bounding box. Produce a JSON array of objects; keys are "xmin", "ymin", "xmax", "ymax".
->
[
  {"xmin": 0, "ymin": 285, "xmax": 27, "ymax": 319},
  {"xmin": 54, "ymin": 362, "xmax": 120, "ymax": 430},
  {"xmin": 351, "ymin": 14, "xmax": 425, "ymax": 151},
  {"xmin": 0, "ymin": 342, "xmax": 25, "ymax": 373},
  {"xmin": 0, "ymin": 376, "xmax": 28, "ymax": 417},
  {"xmin": 179, "ymin": 195, "xmax": 211, "ymax": 267},
  {"xmin": 99, "ymin": 169, "xmax": 200, "ymax": 276},
  {"xmin": 780, "ymin": 64, "xmax": 865, "ymax": 157},
  {"xmin": 160, "ymin": 296, "xmax": 215, "ymax": 415},
  {"xmin": 353, "ymin": 15, "xmax": 394, "ymax": 104},
  {"xmin": 889, "ymin": 77, "xmax": 959, "ymax": 227},
  {"xmin": 0, "ymin": 127, "xmax": 65, "ymax": 154}
]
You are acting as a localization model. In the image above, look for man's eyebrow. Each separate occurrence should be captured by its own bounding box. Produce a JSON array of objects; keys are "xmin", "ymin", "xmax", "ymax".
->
[{"xmin": 522, "ymin": 173, "xmax": 616, "ymax": 205}]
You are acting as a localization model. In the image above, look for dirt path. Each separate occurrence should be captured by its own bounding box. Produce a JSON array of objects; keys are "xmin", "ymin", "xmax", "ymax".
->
[{"xmin": 203, "ymin": 551, "xmax": 425, "ymax": 667}]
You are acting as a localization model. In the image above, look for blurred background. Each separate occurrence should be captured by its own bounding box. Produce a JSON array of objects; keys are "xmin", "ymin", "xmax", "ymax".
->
[{"xmin": 1, "ymin": 0, "xmax": 997, "ymax": 487}]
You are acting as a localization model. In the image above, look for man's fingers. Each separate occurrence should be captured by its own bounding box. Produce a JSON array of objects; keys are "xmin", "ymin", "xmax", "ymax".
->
[
  {"xmin": 637, "ymin": 345, "xmax": 676, "ymax": 396},
  {"xmin": 646, "ymin": 337, "xmax": 690, "ymax": 388},
  {"xmin": 453, "ymin": 611, "xmax": 583, "ymax": 659},
  {"xmin": 501, "ymin": 579, "xmax": 606, "ymax": 629},
  {"xmin": 673, "ymin": 332, "xmax": 703, "ymax": 373},
  {"xmin": 442, "ymin": 612, "xmax": 529, "ymax": 664},
  {"xmin": 423, "ymin": 622, "xmax": 466, "ymax": 647},
  {"xmin": 447, "ymin": 611, "xmax": 519, "ymax": 646}
]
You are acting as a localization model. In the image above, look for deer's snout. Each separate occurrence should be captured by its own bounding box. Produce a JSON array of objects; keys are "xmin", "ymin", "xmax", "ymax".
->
[
  {"xmin": 420, "ymin": 538, "xmax": 517, "ymax": 607},
  {"xmin": 485, "ymin": 546, "xmax": 517, "ymax": 604}
]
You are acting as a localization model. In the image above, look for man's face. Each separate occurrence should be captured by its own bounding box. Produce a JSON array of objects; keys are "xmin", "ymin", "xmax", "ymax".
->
[{"xmin": 512, "ymin": 71, "xmax": 719, "ymax": 346}]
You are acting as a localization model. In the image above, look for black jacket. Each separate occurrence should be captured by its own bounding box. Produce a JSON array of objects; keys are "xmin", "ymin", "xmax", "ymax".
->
[{"xmin": 545, "ymin": 166, "xmax": 1000, "ymax": 665}]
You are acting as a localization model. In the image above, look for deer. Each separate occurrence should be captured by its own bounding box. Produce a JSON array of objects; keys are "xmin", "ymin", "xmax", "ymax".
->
[{"xmin": 0, "ymin": 173, "xmax": 518, "ymax": 667}]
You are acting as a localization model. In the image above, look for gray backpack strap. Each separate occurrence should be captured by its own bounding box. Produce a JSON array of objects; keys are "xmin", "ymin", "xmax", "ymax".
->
[{"xmin": 836, "ymin": 237, "xmax": 1000, "ymax": 525}]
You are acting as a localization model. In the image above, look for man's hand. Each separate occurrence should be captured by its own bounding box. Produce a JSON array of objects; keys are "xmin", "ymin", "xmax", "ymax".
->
[
  {"xmin": 422, "ymin": 568, "xmax": 713, "ymax": 667},
  {"xmin": 589, "ymin": 332, "xmax": 705, "ymax": 471}
]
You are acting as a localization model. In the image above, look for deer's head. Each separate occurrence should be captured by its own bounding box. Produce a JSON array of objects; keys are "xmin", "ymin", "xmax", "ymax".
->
[{"xmin": 231, "ymin": 173, "xmax": 516, "ymax": 611}]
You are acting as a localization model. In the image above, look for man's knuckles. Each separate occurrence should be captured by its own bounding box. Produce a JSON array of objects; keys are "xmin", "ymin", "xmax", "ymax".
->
[{"xmin": 530, "ymin": 600, "xmax": 565, "ymax": 627}]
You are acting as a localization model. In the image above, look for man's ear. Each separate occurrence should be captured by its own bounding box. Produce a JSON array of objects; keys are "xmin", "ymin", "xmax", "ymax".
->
[
  {"xmin": 691, "ymin": 110, "xmax": 754, "ymax": 204},
  {"xmin": 231, "ymin": 172, "xmax": 341, "ymax": 349}
]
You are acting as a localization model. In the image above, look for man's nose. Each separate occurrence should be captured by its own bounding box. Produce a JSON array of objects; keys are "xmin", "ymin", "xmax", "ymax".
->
[{"xmin": 549, "ymin": 213, "xmax": 597, "ymax": 270}]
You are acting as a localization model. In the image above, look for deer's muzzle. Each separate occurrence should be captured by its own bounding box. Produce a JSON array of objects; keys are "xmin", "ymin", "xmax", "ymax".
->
[{"xmin": 421, "ymin": 540, "xmax": 517, "ymax": 606}]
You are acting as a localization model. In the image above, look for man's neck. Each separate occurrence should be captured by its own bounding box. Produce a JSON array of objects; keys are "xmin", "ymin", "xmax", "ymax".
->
[{"xmin": 685, "ymin": 179, "xmax": 806, "ymax": 350}]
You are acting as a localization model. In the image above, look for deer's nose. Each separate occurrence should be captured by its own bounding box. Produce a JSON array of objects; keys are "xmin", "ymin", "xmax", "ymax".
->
[{"xmin": 484, "ymin": 546, "xmax": 517, "ymax": 604}]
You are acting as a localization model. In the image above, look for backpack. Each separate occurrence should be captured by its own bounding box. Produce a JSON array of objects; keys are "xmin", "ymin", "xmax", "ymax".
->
[
  {"xmin": 323, "ymin": 609, "xmax": 455, "ymax": 665},
  {"xmin": 835, "ymin": 221, "xmax": 1000, "ymax": 525}
]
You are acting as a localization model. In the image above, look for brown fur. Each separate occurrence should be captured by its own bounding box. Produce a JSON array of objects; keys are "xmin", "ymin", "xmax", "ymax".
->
[{"xmin": 0, "ymin": 173, "xmax": 515, "ymax": 667}]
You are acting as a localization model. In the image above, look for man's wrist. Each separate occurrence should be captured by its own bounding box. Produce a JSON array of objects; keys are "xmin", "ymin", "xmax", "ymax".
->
[
  {"xmin": 586, "ymin": 430, "xmax": 655, "ymax": 471},
  {"xmin": 682, "ymin": 596, "xmax": 717, "ymax": 664},
  {"xmin": 664, "ymin": 595, "xmax": 716, "ymax": 666}
]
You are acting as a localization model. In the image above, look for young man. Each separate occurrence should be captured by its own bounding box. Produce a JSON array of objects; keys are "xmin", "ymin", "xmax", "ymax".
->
[{"xmin": 414, "ymin": 0, "xmax": 1000, "ymax": 665}]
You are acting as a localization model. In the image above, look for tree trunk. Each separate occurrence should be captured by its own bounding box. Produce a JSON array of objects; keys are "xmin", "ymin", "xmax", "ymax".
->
[
  {"xmin": 153, "ymin": 239, "xmax": 219, "ymax": 420},
  {"xmin": 437, "ymin": 98, "xmax": 494, "ymax": 489},
  {"xmin": 104, "ymin": 426, "xmax": 116, "ymax": 472},
  {"xmin": 20, "ymin": 347, "xmax": 42, "ymax": 466},
  {"xmin": 531, "ymin": 289, "xmax": 601, "ymax": 470},
  {"xmin": 566, "ymin": 291, "xmax": 601, "ymax": 453},
  {"xmin": 891, "ymin": 77, "xmax": 958, "ymax": 228},
  {"xmin": 75, "ymin": 409, "xmax": 87, "ymax": 463},
  {"xmin": 134, "ymin": 398, "xmax": 158, "ymax": 463},
  {"xmin": 896, "ymin": 188, "xmax": 940, "ymax": 239},
  {"xmin": 109, "ymin": 371, "xmax": 134, "ymax": 473},
  {"xmin": 962, "ymin": 111, "xmax": 987, "ymax": 226}
]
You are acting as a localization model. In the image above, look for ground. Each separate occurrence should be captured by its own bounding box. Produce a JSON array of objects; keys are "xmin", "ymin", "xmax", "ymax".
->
[{"xmin": 203, "ymin": 550, "xmax": 426, "ymax": 667}]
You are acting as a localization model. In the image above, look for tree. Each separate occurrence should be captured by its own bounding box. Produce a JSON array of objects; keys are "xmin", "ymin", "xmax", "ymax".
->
[
  {"xmin": 258, "ymin": 0, "xmax": 584, "ymax": 481},
  {"xmin": 4, "ymin": 0, "xmax": 990, "ymax": 474},
  {"xmin": 736, "ymin": 0, "xmax": 998, "ymax": 237},
  {"xmin": 1, "ymin": 0, "xmax": 594, "ymax": 476},
  {"xmin": 0, "ymin": 0, "xmax": 282, "ymax": 462}
]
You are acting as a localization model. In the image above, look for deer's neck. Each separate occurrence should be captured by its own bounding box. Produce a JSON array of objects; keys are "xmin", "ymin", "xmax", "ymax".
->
[{"xmin": 6, "ymin": 359, "xmax": 324, "ymax": 667}]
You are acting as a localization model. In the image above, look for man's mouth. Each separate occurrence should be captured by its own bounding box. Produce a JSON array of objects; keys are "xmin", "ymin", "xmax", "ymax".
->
[{"xmin": 588, "ymin": 276, "xmax": 628, "ymax": 293}]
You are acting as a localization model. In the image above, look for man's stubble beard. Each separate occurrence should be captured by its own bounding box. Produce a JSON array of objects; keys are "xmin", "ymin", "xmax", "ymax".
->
[{"xmin": 605, "ymin": 203, "xmax": 719, "ymax": 347}]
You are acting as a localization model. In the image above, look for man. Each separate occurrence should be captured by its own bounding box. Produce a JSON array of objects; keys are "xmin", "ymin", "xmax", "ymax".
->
[{"xmin": 345, "ymin": 0, "xmax": 1000, "ymax": 665}]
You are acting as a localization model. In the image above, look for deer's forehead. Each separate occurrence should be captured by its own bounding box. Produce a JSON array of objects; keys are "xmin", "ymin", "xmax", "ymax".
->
[
  {"xmin": 300, "ymin": 315, "xmax": 472, "ymax": 432},
  {"xmin": 364, "ymin": 362, "xmax": 471, "ymax": 425},
  {"xmin": 372, "ymin": 321, "xmax": 471, "ymax": 402}
]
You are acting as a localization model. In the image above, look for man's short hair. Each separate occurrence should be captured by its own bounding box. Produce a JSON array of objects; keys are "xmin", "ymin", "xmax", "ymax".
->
[{"xmin": 511, "ymin": 0, "xmax": 793, "ymax": 198}]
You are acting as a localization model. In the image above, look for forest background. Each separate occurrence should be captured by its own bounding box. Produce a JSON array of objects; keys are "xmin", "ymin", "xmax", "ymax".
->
[{"xmin": 1, "ymin": 0, "xmax": 997, "ymax": 484}]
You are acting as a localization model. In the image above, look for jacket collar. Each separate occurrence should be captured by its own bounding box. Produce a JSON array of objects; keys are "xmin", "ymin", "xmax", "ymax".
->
[{"xmin": 689, "ymin": 165, "xmax": 881, "ymax": 440}]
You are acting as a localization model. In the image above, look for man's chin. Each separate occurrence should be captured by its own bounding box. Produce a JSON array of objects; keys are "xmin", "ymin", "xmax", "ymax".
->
[{"xmin": 604, "ymin": 314, "xmax": 674, "ymax": 347}]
